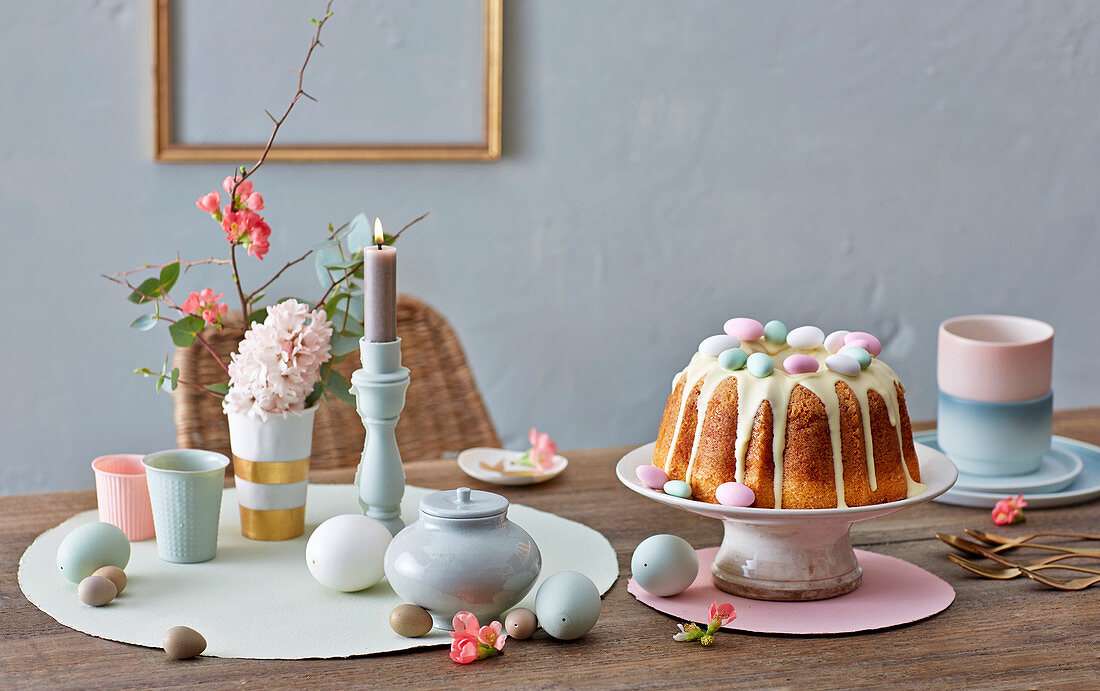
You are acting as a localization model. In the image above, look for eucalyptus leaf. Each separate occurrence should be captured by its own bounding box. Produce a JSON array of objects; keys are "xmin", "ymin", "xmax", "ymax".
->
[
  {"xmin": 249, "ymin": 307, "xmax": 268, "ymax": 325},
  {"xmin": 168, "ymin": 315, "xmax": 205, "ymax": 347},
  {"xmin": 130, "ymin": 314, "xmax": 158, "ymax": 331},
  {"xmin": 170, "ymin": 367, "xmax": 180, "ymax": 390},
  {"xmin": 205, "ymin": 383, "xmax": 230, "ymax": 395},
  {"xmin": 323, "ymin": 369, "xmax": 356, "ymax": 408},
  {"xmin": 314, "ymin": 246, "xmax": 344, "ymax": 287},
  {"xmin": 159, "ymin": 262, "xmax": 180, "ymax": 293},
  {"xmin": 127, "ymin": 277, "xmax": 163, "ymax": 304},
  {"xmin": 330, "ymin": 334, "xmax": 360, "ymax": 357},
  {"xmin": 345, "ymin": 213, "xmax": 372, "ymax": 254}
]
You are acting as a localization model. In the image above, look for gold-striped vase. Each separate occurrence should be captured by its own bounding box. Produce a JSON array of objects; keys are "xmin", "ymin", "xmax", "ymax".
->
[{"xmin": 227, "ymin": 406, "xmax": 317, "ymax": 541}]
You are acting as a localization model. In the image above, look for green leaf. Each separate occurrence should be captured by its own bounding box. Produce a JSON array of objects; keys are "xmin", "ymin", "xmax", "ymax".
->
[
  {"xmin": 127, "ymin": 277, "xmax": 163, "ymax": 304},
  {"xmin": 323, "ymin": 369, "xmax": 356, "ymax": 408},
  {"xmin": 330, "ymin": 334, "xmax": 360, "ymax": 357},
  {"xmin": 168, "ymin": 315, "xmax": 205, "ymax": 347},
  {"xmin": 130, "ymin": 314, "xmax": 158, "ymax": 331},
  {"xmin": 315, "ymin": 246, "xmax": 344, "ymax": 287},
  {"xmin": 345, "ymin": 213, "xmax": 373, "ymax": 254},
  {"xmin": 170, "ymin": 367, "xmax": 180, "ymax": 390},
  {"xmin": 249, "ymin": 307, "xmax": 268, "ymax": 325},
  {"xmin": 159, "ymin": 262, "xmax": 180, "ymax": 293},
  {"xmin": 205, "ymin": 383, "xmax": 230, "ymax": 395}
]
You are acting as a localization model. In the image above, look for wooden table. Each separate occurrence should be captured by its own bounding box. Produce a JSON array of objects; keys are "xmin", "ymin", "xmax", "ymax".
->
[{"xmin": 3, "ymin": 410, "xmax": 1099, "ymax": 688}]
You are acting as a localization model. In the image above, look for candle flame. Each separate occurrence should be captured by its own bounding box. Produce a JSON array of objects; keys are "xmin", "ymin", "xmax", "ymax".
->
[{"xmin": 373, "ymin": 217, "xmax": 384, "ymax": 245}]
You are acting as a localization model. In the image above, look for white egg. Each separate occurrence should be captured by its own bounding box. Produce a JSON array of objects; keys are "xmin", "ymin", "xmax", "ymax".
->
[
  {"xmin": 631, "ymin": 534, "xmax": 699, "ymax": 597},
  {"xmin": 306, "ymin": 514, "xmax": 391, "ymax": 592}
]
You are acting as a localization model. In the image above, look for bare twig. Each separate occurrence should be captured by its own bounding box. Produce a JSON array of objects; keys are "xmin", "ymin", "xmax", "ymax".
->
[
  {"xmin": 387, "ymin": 212, "xmax": 429, "ymax": 244},
  {"xmin": 107, "ymin": 257, "xmax": 230, "ymax": 278},
  {"xmin": 229, "ymin": 244, "xmax": 249, "ymax": 321},
  {"xmin": 247, "ymin": 248, "xmax": 314, "ymax": 303}
]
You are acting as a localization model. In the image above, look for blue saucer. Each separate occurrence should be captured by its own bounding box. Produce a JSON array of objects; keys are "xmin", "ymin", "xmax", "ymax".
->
[
  {"xmin": 949, "ymin": 446, "xmax": 1082, "ymax": 494},
  {"xmin": 916, "ymin": 432, "xmax": 1100, "ymax": 509}
]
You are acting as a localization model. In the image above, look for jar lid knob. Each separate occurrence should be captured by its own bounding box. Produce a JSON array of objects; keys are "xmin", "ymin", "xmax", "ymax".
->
[{"xmin": 456, "ymin": 487, "xmax": 471, "ymax": 504}]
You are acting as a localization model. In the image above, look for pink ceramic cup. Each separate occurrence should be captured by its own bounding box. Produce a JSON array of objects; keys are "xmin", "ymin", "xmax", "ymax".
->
[
  {"xmin": 92, "ymin": 454, "xmax": 156, "ymax": 541},
  {"xmin": 937, "ymin": 315, "xmax": 1053, "ymax": 402}
]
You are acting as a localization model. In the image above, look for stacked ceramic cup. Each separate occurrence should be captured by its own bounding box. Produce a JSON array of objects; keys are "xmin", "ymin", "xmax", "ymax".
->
[{"xmin": 932, "ymin": 315, "xmax": 1085, "ymax": 503}]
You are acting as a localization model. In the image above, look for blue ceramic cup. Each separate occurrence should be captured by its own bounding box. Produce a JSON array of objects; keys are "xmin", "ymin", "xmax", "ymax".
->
[
  {"xmin": 143, "ymin": 449, "xmax": 229, "ymax": 563},
  {"xmin": 936, "ymin": 390, "xmax": 1053, "ymax": 477}
]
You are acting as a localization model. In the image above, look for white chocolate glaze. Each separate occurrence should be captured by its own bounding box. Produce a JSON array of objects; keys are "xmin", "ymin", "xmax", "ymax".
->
[{"xmin": 658, "ymin": 340, "xmax": 926, "ymax": 508}]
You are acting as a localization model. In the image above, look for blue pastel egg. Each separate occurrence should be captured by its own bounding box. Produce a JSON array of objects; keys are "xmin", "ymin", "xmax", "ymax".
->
[
  {"xmin": 535, "ymin": 570, "xmax": 601, "ymax": 640},
  {"xmin": 840, "ymin": 346, "xmax": 872, "ymax": 369},
  {"xmin": 56, "ymin": 522, "xmax": 130, "ymax": 584},
  {"xmin": 763, "ymin": 320, "xmax": 788, "ymax": 345},
  {"xmin": 718, "ymin": 347, "xmax": 748, "ymax": 371},
  {"xmin": 631, "ymin": 534, "xmax": 699, "ymax": 597},
  {"xmin": 746, "ymin": 352, "xmax": 774, "ymax": 378},
  {"xmin": 663, "ymin": 480, "xmax": 693, "ymax": 498}
]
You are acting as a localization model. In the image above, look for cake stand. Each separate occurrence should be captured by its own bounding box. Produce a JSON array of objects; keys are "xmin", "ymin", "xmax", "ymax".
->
[{"xmin": 617, "ymin": 443, "xmax": 957, "ymax": 601}]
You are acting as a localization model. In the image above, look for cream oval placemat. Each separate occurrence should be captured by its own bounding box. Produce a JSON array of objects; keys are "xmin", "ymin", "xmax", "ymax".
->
[{"xmin": 19, "ymin": 484, "xmax": 618, "ymax": 659}]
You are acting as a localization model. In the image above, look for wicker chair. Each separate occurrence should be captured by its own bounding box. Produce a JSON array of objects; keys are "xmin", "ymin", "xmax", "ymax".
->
[{"xmin": 173, "ymin": 295, "xmax": 500, "ymax": 470}]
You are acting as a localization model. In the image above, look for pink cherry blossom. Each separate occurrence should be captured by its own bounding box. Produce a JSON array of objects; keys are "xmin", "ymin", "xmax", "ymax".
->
[
  {"xmin": 195, "ymin": 191, "xmax": 220, "ymax": 214},
  {"xmin": 245, "ymin": 191, "xmax": 264, "ymax": 211},
  {"xmin": 992, "ymin": 494, "xmax": 1028, "ymax": 526},
  {"xmin": 452, "ymin": 611, "xmax": 480, "ymax": 637},
  {"xmin": 447, "ymin": 611, "xmax": 506, "ymax": 664},
  {"xmin": 528, "ymin": 427, "xmax": 558, "ymax": 471},
  {"xmin": 449, "ymin": 636, "xmax": 480, "ymax": 664},
  {"xmin": 477, "ymin": 622, "xmax": 507, "ymax": 651},
  {"xmin": 708, "ymin": 601, "xmax": 736, "ymax": 627},
  {"xmin": 181, "ymin": 289, "xmax": 228, "ymax": 326}
]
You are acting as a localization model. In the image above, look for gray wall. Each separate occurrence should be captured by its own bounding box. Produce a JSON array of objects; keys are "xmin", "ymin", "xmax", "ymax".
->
[{"xmin": 2, "ymin": 0, "xmax": 1098, "ymax": 495}]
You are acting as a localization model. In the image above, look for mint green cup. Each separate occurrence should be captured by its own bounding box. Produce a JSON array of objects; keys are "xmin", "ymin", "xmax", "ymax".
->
[{"xmin": 143, "ymin": 450, "xmax": 229, "ymax": 563}]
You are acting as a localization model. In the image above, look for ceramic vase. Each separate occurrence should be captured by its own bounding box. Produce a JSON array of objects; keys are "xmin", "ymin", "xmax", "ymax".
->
[{"xmin": 227, "ymin": 405, "xmax": 317, "ymax": 540}]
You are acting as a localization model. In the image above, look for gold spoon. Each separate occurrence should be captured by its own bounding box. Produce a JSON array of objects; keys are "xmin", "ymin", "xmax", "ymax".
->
[
  {"xmin": 964, "ymin": 529, "xmax": 1100, "ymax": 550},
  {"xmin": 948, "ymin": 552, "xmax": 1100, "ymax": 580},
  {"xmin": 1018, "ymin": 566, "xmax": 1100, "ymax": 591}
]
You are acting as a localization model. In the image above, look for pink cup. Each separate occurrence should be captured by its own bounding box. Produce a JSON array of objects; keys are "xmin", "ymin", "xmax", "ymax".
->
[
  {"xmin": 92, "ymin": 454, "xmax": 156, "ymax": 541},
  {"xmin": 938, "ymin": 315, "xmax": 1054, "ymax": 402}
]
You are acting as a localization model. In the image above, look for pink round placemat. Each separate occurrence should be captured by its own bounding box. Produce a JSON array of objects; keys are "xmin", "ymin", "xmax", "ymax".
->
[{"xmin": 628, "ymin": 548, "xmax": 955, "ymax": 635}]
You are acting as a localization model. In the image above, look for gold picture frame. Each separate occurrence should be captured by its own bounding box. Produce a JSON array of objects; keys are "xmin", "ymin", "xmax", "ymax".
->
[{"xmin": 153, "ymin": 0, "xmax": 502, "ymax": 162}]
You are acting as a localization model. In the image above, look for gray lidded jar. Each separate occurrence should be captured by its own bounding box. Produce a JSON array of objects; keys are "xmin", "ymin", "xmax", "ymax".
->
[{"xmin": 383, "ymin": 487, "xmax": 542, "ymax": 630}]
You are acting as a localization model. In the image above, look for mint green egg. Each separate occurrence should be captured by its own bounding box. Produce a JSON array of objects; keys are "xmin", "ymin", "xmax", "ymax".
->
[
  {"xmin": 56, "ymin": 522, "xmax": 130, "ymax": 584},
  {"xmin": 763, "ymin": 320, "xmax": 788, "ymax": 345},
  {"xmin": 718, "ymin": 347, "xmax": 748, "ymax": 371},
  {"xmin": 841, "ymin": 346, "xmax": 872, "ymax": 369},
  {"xmin": 663, "ymin": 480, "xmax": 692, "ymax": 499},
  {"xmin": 747, "ymin": 352, "xmax": 774, "ymax": 378}
]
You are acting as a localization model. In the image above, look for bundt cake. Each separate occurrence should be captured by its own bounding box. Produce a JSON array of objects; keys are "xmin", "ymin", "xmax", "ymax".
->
[{"xmin": 653, "ymin": 318, "xmax": 925, "ymax": 509}]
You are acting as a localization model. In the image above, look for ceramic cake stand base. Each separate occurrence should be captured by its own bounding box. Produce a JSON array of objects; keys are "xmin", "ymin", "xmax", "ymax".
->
[{"xmin": 617, "ymin": 442, "xmax": 957, "ymax": 601}]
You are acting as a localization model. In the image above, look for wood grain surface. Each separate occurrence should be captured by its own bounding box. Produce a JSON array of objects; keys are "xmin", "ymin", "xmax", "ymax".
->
[{"xmin": 3, "ymin": 410, "xmax": 1099, "ymax": 689}]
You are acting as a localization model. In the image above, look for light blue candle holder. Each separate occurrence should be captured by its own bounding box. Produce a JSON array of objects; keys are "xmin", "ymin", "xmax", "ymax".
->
[{"xmin": 351, "ymin": 338, "xmax": 410, "ymax": 536}]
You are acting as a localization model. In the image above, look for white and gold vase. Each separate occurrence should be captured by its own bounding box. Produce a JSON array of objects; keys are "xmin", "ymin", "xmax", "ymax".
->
[{"xmin": 227, "ymin": 406, "xmax": 316, "ymax": 540}]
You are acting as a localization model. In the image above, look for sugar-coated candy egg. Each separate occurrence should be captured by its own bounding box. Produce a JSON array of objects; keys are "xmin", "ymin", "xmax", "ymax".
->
[
  {"xmin": 746, "ymin": 352, "xmax": 774, "ymax": 378},
  {"xmin": 505, "ymin": 607, "xmax": 538, "ymax": 640},
  {"xmin": 631, "ymin": 534, "xmax": 699, "ymax": 597},
  {"xmin": 715, "ymin": 482, "xmax": 756, "ymax": 507},
  {"xmin": 57, "ymin": 522, "xmax": 131, "ymax": 584},
  {"xmin": 77, "ymin": 575, "xmax": 117, "ymax": 606},
  {"xmin": 825, "ymin": 353, "xmax": 862, "ymax": 377},
  {"xmin": 663, "ymin": 480, "xmax": 693, "ymax": 498},
  {"xmin": 718, "ymin": 347, "xmax": 748, "ymax": 371},
  {"xmin": 844, "ymin": 331, "xmax": 882, "ymax": 357},
  {"xmin": 724, "ymin": 317, "xmax": 764, "ymax": 341},
  {"xmin": 535, "ymin": 571, "xmax": 601, "ymax": 640},
  {"xmin": 786, "ymin": 326, "xmax": 825, "ymax": 350},
  {"xmin": 824, "ymin": 330, "xmax": 851, "ymax": 354},
  {"xmin": 163, "ymin": 626, "xmax": 206, "ymax": 660},
  {"xmin": 389, "ymin": 603, "xmax": 434, "ymax": 638},
  {"xmin": 92, "ymin": 566, "xmax": 127, "ymax": 595},
  {"xmin": 763, "ymin": 320, "xmax": 788, "ymax": 345},
  {"xmin": 636, "ymin": 464, "xmax": 669, "ymax": 489},
  {"xmin": 306, "ymin": 514, "xmax": 391, "ymax": 592},
  {"xmin": 840, "ymin": 346, "xmax": 872, "ymax": 369},
  {"xmin": 698, "ymin": 334, "xmax": 740, "ymax": 357},
  {"xmin": 783, "ymin": 354, "xmax": 820, "ymax": 374}
]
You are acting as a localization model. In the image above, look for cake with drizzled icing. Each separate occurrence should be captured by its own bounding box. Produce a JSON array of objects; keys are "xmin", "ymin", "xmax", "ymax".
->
[{"xmin": 653, "ymin": 318, "xmax": 926, "ymax": 509}]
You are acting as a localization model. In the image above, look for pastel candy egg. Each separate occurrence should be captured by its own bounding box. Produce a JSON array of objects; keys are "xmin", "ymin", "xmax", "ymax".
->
[
  {"xmin": 718, "ymin": 347, "xmax": 748, "ymax": 371},
  {"xmin": 631, "ymin": 534, "xmax": 699, "ymax": 597},
  {"xmin": 824, "ymin": 330, "xmax": 851, "ymax": 354},
  {"xmin": 636, "ymin": 464, "xmax": 669, "ymax": 490},
  {"xmin": 698, "ymin": 334, "xmax": 740, "ymax": 357},
  {"xmin": 715, "ymin": 482, "xmax": 755, "ymax": 507},
  {"xmin": 786, "ymin": 325, "xmax": 825, "ymax": 350},
  {"xmin": 840, "ymin": 346, "xmax": 872, "ymax": 369},
  {"xmin": 56, "ymin": 522, "xmax": 131, "ymax": 584},
  {"xmin": 724, "ymin": 317, "xmax": 764, "ymax": 341},
  {"xmin": 763, "ymin": 320, "xmax": 788, "ymax": 345},
  {"xmin": 663, "ymin": 480, "xmax": 693, "ymax": 498},
  {"xmin": 535, "ymin": 571, "xmax": 601, "ymax": 640},
  {"xmin": 844, "ymin": 331, "xmax": 882, "ymax": 357},
  {"xmin": 825, "ymin": 353, "xmax": 861, "ymax": 377},
  {"xmin": 746, "ymin": 352, "xmax": 774, "ymax": 378},
  {"xmin": 783, "ymin": 354, "xmax": 820, "ymax": 374}
]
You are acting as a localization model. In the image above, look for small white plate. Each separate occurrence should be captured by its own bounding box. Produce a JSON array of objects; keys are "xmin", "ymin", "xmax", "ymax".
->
[{"xmin": 457, "ymin": 448, "xmax": 569, "ymax": 486}]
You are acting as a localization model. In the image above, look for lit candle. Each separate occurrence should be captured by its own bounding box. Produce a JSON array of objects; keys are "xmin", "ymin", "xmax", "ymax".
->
[{"xmin": 364, "ymin": 217, "xmax": 397, "ymax": 342}]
